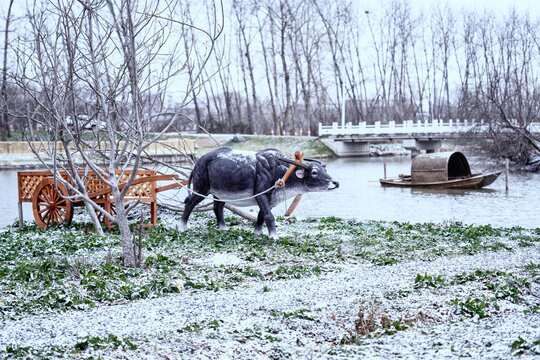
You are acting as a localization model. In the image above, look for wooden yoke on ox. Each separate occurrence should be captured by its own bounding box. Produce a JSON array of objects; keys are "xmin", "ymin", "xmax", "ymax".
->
[
  {"xmin": 275, "ymin": 151, "xmax": 303, "ymax": 188},
  {"xmin": 285, "ymin": 151, "xmax": 305, "ymax": 216}
]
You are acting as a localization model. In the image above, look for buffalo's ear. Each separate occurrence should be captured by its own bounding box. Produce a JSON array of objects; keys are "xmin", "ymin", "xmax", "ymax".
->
[
  {"xmin": 295, "ymin": 169, "xmax": 305, "ymax": 179},
  {"xmin": 277, "ymin": 157, "xmax": 309, "ymax": 169},
  {"xmin": 304, "ymin": 157, "xmax": 327, "ymax": 168}
]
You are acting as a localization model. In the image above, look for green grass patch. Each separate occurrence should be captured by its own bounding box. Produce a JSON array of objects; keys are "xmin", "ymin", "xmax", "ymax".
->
[
  {"xmin": 1, "ymin": 215, "xmax": 537, "ymax": 320},
  {"xmin": 74, "ymin": 334, "xmax": 138, "ymax": 352},
  {"xmin": 271, "ymin": 308, "xmax": 316, "ymax": 321},
  {"xmin": 178, "ymin": 319, "xmax": 223, "ymax": 334},
  {"xmin": 2, "ymin": 334, "xmax": 138, "ymax": 359},
  {"xmin": 510, "ymin": 336, "xmax": 540, "ymax": 356},
  {"xmin": 450, "ymin": 296, "xmax": 498, "ymax": 319},
  {"xmin": 414, "ymin": 273, "xmax": 446, "ymax": 289}
]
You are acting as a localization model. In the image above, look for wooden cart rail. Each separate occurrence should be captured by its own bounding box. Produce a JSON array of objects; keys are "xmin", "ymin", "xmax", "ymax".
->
[{"xmin": 17, "ymin": 169, "xmax": 186, "ymax": 230}]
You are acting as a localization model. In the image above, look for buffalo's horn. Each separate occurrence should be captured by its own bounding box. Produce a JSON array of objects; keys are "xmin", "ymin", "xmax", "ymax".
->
[
  {"xmin": 277, "ymin": 157, "xmax": 309, "ymax": 169},
  {"xmin": 304, "ymin": 157, "xmax": 327, "ymax": 168}
]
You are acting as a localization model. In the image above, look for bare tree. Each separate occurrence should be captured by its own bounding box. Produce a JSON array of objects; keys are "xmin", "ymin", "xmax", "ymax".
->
[
  {"xmin": 13, "ymin": 0, "xmax": 223, "ymax": 266},
  {"xmin": 467, "ymin": 11, "xmax": 540, "ymax": 162},
  {"xmin": 0, "ymin": 0, "xmax": 14, "ymax": 141},
  {"xmin": 233, "ymin": 0, "xmax": 259, "ymax": 133},
  {"xmin": 254, "ymin": 1, "xmax": 280, "ymax": 134},
  {"xmin": 277, "ymin": 1, "xmax": 293, "ymax": 134}
]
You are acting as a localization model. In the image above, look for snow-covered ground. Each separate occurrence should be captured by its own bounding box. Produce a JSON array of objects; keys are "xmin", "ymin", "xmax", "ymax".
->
[
  {"xmin": 1, "ymin": 240, "xmax": 539, "ymax": 359},
  {"xmin": 0, "ymin": 216, "xmax": 540, "ymax": 359}
]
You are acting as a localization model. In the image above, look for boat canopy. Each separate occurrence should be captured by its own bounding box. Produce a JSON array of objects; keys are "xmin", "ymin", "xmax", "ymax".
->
[{"xmin": 411, "ymin": 151, "xmax": 471, "ymax": 184}]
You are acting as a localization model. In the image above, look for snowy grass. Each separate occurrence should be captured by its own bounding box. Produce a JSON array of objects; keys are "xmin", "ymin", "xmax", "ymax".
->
[
  {"xmin": 220, "ymin": 135, "xmax": 334, "ymax": 158},
  {"xmin": 0, "ymin": 214, "xmax": 539, "ymax": 358}
]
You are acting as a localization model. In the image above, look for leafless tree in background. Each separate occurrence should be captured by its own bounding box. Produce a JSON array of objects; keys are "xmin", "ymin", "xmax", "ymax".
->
[
  {"xmin": 0, "ymin": 0, "xmax": 14, "ymax": 141},
  {"xmin": 468, "ymin": 11, "xmax": 540, "ymax": 163},
  {"xmin": 4, "ymin": 0, "xmax": 540, "ymax": 171}
]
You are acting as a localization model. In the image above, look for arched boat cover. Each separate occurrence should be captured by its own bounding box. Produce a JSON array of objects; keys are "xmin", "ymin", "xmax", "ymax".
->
[{"xmin": 411, "ymin": 152, "xmax": 472, "ymax": 184}]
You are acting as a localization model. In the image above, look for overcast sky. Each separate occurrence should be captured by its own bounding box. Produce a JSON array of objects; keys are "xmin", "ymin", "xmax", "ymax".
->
[
  {"xmin": 352, "ymin": 0, "xmax": 539, "ymax": 18},
  {"xmin": 2, "ymin": 0, "xmax": 538, "ymax": 103},
  {"xmin": 2, "ymin": 0, "xmax": 540, "ymax": 17},
  {"xmin": 396, "ymin": 0, "xmax": 538, "ymax": 15},
  {"xmin": 2, "ymin": 0, "xmax": 540, "ymax": 31}
]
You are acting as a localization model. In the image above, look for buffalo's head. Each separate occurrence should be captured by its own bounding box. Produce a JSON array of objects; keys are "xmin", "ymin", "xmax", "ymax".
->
[{"xmin": 279, "ymin": 157, "xmax": 339, "ymax": 191}]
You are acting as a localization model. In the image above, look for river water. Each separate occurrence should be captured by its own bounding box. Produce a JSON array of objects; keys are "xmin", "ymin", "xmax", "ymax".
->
[
  {"xmin": 289, "ymin": 156, "xmax": 539, "ymax": 229},
  {"xmin": 1, "ymin": 156, "xmax": 538, "ymax": 229}
]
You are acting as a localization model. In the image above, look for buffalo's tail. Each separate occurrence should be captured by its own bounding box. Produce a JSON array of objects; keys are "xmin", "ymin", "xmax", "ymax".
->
[{"xmin": 184, "ymin": 171, "xmax": 194, "ymax": 204}]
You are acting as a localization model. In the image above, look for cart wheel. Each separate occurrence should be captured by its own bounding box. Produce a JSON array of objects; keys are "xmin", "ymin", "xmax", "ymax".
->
[{"xmin": 32, "ymin": 178, "xmax": 73, "ymax": 229}]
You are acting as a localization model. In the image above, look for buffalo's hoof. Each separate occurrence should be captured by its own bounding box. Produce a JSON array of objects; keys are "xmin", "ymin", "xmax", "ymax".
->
[
  {"xmin": 218, "ymin": 224, "xmax": 229, "ymax": 231},
  {"xmin": 177, "ymin": 220, "xmax": 187, "ymax": 232}
]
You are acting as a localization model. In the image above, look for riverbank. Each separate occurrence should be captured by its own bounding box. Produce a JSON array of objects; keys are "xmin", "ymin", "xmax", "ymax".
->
[
  {"xmin": 1, "ymin": 214, "xmax": 538, "ymax": 358},
  {"xmin": 0, "ymin": 135, "xmax": 414, "ymax": 169},
  {"xmin": 0, "ymin": 154, "xmax": 47, "ymax": 170},
  {"xmin": 0, "ymin": 138, "xmax": 197, "ymax": 170},
  {"xmin": 166, "ymin": 134, "xmax": 409, "ymax": 158}
]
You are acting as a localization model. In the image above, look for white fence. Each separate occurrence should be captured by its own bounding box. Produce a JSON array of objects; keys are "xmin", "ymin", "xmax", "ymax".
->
[{"xmin": 318, "ymin": 120, "xmax": 540, "ymax": 136}]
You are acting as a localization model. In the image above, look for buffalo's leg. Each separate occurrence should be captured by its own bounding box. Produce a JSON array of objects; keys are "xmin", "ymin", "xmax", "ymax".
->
[
  {"xmin": 255, "ymin": 196, "xmax": 277, "ymax": 239},
  {"xmin": 178, "ymin": 194, "xmax": 205, "ymax": 231},
  {"xmin": 254, "ymin": 210, "xmax": 264, "ymax": 235},
  {"xmin": 213, "ymin": 200, "xmax": 228, "ymax": 231}
]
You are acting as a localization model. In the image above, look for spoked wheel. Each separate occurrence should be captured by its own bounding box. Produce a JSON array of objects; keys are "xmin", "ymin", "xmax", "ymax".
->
[{"xmin": 32, "ymin": 178, "xmax": 73, "ymax": 229}]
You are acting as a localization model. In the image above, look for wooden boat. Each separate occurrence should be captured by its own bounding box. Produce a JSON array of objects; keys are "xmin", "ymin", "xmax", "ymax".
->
[{"xmin": 379, "ymin": 152, "xmax": 502, "ymax": 189}]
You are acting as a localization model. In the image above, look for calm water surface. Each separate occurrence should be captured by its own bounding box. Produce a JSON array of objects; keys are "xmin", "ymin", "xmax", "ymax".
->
[
  {"xmin": 289, "ymin": 156, "xmax": 539, "ymax": 228},
  {"xmin": 1, "ymin": 156, "xmax": 538, "ymax": 229}
]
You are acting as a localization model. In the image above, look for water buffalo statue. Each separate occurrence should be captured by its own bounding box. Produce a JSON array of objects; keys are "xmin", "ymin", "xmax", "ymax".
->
[{"xmin": 178, "ymin": 148, "xmax": 339, "ymax": 238}]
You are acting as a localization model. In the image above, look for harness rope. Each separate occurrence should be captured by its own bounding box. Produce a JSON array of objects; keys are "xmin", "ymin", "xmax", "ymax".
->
[
  {"xmin": 282, "ymin": 183, "xmax": 288, "ymax": 211},
  {"xmin": 173, "ymin": 177, "xmax": 286, "ymax": 203},
  {"xmin": 173, "ymin": 153, "xmax": 303, "ymax": 208}
]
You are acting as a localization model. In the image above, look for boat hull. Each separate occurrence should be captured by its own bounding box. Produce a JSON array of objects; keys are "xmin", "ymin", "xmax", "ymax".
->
[{"xmin": 379, "ymin": 171, "xmax": 502, "ymax": 189}]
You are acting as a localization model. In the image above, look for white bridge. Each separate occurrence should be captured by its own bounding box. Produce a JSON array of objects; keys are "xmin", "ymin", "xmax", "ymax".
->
[{"xmin": 318, "ymin": 120, "xmax": 540, "ymax": 156}]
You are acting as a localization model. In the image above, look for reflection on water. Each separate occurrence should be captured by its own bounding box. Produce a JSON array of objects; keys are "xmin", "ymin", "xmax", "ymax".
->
[
  {"xmin": 1, "ymin": 155, "xmax": 539, "ymax": 229},
  {"xmin": 410, "ymin": 188, "xmax": 497, "ymax": 195}
]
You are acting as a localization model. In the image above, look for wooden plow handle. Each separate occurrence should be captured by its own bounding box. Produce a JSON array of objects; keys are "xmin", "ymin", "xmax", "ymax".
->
[
  {"xmin": 155, "ymin": 175, "xmax": 189, "ymax": 193},
  {"xmin": 284, "ymin": 194, "xmax": 303, "ymax": 217},
  {"xmin": 284, "ymin": 151, "xmax": 304, "ymax": 217}
]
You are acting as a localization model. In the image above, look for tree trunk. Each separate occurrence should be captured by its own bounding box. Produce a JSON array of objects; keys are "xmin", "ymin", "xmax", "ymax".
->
[
  {"xmin": 257, "ymin": 11, "xmax": 279, "ymax": 134},
  {"xmin": 114, "ymin": 194, "xmax": 135, "ymax": 267},
  {"xmin": 0, "ymin": 0, "xmax": 14, "ymax": 141}
]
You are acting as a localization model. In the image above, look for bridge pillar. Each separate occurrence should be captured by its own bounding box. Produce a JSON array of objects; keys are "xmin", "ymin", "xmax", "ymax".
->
[
  {"xmin": 403, "ymin": 139, "xmax": 442, "ymax": 154},
  {"xmin": 320, "ymin": 138, "xmax": 370, "ymax": 157}
]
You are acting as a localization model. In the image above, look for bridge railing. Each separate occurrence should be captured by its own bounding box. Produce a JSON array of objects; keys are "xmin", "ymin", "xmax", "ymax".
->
[{"xmin": 318, "ymin": 119, "xmax": 485, "ymax": 136}]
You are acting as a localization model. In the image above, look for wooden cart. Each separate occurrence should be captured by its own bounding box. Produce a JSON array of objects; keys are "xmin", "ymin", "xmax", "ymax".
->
[{"xmin": 17, "ymin": 169, "xmax": 184, "ymax": 229}]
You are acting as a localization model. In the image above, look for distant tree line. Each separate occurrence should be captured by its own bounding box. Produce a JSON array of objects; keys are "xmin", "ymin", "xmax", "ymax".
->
[
  {"xmin": 1, "ymin": 0, "xmax": 539, "ymax": 163},
  {"xmin": 181, "ymin": 0, "xmax": 540, "ymax": 162}
]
